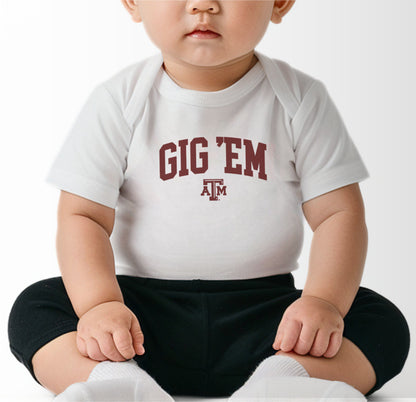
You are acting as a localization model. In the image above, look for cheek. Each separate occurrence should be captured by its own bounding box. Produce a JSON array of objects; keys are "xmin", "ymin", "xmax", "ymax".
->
[
  {"xmin": 232, "ymin": 6, "xmax": 272, "ymax": 43},
  {"xmin": 230, "ymin": 22, "xmax": 268, "ymax": 49},
  {"xmin": 140, "ymin": 7, "xmax": 179, "ymax": 47}
]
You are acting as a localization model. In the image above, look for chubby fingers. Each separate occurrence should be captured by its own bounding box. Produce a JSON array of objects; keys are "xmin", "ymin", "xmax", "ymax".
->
[
  {"xmin": 99, "ymin": 331, "xmax": 129, "ymax": 361},
  {"xmin": 293, "ymin": 324, "xmax": 318, "ymax": 355},
  {"xmin": 274, "ymin": 321, "xmax": 343, "ymax": 357},
  {"xmin": 130, "ymin": 316, "xmax": 145, "ymax": 355},
  {"xmin": 113, "ymin": 328, "xmax": 136, "ymax": 360},
  {"xmin": 273, "ymin": 316, "xmax": 302, "ymax": 352},
  {"xmin": 323, "ymin": 331, "xmax": 343, "ymax": 358},
  {"xmin": 77, "ymin": 331, "xmax": 130, "ymax": 362},
  {"xmin": 77, "ymin": 334, "xmax": 87, "ymax": 357},
  {"xmin": 307, "ymin": 329, "xmax": 330, "ymax": 357},
  {"xmin": 306, "ymin": 329, "xmax": 343, "ymax": 358}
]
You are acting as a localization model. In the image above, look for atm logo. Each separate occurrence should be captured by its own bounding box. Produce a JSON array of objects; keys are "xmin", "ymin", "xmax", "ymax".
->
[{"xmin": 201, "ymin": 179, "xmax": 227, "ymax": 201}]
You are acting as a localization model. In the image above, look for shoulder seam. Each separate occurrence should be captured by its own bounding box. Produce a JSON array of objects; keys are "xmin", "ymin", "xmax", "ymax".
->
[
  {"xmin": 290, "ymin": 79, "xmax": 328, "ymax": 152},
  {"xmin": 100, "ymin": 83, "xmax": 133, "ymax": 139}
]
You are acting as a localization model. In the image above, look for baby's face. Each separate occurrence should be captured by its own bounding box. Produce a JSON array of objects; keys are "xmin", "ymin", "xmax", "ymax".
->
[{"xmin": 127, "ymin": 0, "xmax": 282, "ymax": 68}]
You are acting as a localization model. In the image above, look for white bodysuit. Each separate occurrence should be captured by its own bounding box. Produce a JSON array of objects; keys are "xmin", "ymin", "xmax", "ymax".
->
[{"xmin": 45, "ymin": 50, "xmax": 370, "ymax": 280}]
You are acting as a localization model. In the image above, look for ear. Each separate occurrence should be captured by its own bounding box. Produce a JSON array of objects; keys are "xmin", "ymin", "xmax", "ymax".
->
[
  {"xmin": 121, "ymin": 0, "xmax": 142, "ymax": 23},
  {"xmin": 271, "ymin": 0, "xmax": 296, "ymax": 24}
]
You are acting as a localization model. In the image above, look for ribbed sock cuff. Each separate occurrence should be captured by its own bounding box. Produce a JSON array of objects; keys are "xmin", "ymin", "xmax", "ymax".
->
[
  {"xmin": 88, "ymin": 359, "xmax": 145, "ymax": 381},
  {"xmin": 251, "ymin": 355, "xmax": 310, "ymax": 379}
]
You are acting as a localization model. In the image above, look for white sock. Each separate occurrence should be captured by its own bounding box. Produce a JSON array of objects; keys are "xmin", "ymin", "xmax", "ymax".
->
[
  {"xmin": 246, "ymin": 355, "xmax": 310, "ymax": 381},
  {"xmin": 54, "ymin": 359, "xmax": 174, "ymax": 402},
  {"xmin": 87, "ymin": 359, "xmax": 149, "ymax": 381},
  {"xmin": 229, "ymin": 355, "xmax": 366, "ymax": 402}
]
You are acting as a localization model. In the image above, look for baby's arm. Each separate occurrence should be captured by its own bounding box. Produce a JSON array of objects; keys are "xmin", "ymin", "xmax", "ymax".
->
[
  {"xmin": 273, "ymin": 182, "xmax": 367, "ymax": 357},
  {"xmin": 57, "ymin": 190, "xmax": 121, "ymax": 315},
  {"xmin": 56, "ymin": 190, "xmax": 145, "ymax": 361}
]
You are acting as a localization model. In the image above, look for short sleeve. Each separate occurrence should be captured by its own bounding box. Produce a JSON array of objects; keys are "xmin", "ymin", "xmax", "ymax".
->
[
  {"xmin": 291, "ymin": 79, "xmax": 370, "ymax": 203},
  {"xmin": 45, "ymin": 84, "xmax": 132, "ymax": 208}
]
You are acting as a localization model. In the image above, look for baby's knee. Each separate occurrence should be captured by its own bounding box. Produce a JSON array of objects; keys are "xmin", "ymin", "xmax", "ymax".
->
[
  {"xmin": 349, "ymin": 286, "xmax": 411, "ymax": 390},
  {"xmin": 381, "ymin": 293, "xmax": 411, "ymax": 372},
  {"xmin": 8, "ymin": 277, "xmax": 66, "ymax": 327},
  {"xmin": 362, "ymin": 286, "xmax": 410, "ymax": 353},
  {"xmin": 8, "ymin": 277, "xmax": 77, "ymax": 367}
]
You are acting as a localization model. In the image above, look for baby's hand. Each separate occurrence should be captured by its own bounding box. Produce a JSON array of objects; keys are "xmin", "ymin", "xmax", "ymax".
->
[
  {"xmin": 272, "ymin": 295, "xmax": 344, "ymax": 358},
  {"xmin": 76, "ymin": 301, "xmax": 145, "ymax": 362}
]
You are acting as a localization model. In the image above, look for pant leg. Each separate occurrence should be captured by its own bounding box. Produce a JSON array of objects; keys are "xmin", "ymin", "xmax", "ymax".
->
[
  {"xmin": 207, "ymin": 276, "xmax": 302, "ymax": 396},
  {"xmin": 116, "ymin": 275, "xmax": 210, "ymax": 396},
  {"xmin": 7, "ymin": 274, "xmax": 212, "ymax": 395},
  {"xmin": 8, "ymin": 277, "xmax": 79, "ymax": 384},
  {"xmin": 208, "ymin": 284, "xmax": 410, "ymax": 398},
  {"xmin": 342, "ymin": 286, "xmax": 411, "ymax": 396}
]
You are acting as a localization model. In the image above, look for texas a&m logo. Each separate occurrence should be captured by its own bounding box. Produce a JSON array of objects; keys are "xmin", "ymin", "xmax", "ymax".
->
[
  {"xmin": 201, "ymin": 179, "xmax": 227, "ymax": 201},
  {"xmin": 159, "ymin": 136, "xmax": 267, "ymax": 200}
]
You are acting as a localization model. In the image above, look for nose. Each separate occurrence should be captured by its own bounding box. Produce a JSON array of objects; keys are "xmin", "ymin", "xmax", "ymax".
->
[{"xmin": 186, "ymin": 0, "xmax": 220, "ymax": 14}]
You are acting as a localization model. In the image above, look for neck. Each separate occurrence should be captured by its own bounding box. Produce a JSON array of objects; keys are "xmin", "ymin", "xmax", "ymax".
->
[{"xmin": 162, "ymin": 52, "xmax": 258, "ymax": 92}]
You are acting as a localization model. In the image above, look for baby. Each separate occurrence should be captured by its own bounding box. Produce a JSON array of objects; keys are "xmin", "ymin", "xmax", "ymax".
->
[{"xmin": 8, "ymin": 0, "xmax": 410, "ymax": 401}]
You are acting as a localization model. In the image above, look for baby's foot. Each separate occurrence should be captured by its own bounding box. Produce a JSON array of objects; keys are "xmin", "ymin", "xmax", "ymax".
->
[
  {"xmin": 54, "ymin": 377, "xmax": 175, "ymax": 402},
  {"xmin": 228, "ymin": 375, "xmax": 366, "ymax": 402}
]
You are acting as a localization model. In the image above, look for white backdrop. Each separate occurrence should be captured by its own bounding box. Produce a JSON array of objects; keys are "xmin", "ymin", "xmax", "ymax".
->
[{"xmin": 1, "ymin": 0, "xmax": 415, "ymax": 400}]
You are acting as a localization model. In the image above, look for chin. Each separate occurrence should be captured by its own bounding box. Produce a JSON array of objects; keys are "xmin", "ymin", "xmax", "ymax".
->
[
  {"xmin": 163, "ymin": 48, "xmax": 236, "ymax": 69},
  {"xmin": 186, "ymin": 55, "xmax": 237, "ymax": 69}
]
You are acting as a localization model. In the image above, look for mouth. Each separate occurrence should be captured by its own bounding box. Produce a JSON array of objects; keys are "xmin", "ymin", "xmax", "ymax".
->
[{"xmin": 186, "ymin": 30, "xmax": 221, "ymax": 39}]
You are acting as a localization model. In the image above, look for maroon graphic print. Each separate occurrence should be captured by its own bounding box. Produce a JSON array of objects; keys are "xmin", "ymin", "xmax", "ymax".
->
[
  {"xmin": 159, "ymin": 136, "xmax": 267, "ymax": 182},
  {"xmin": 159, "ymin": 137, "xmax": 208, "ymax": 180},
  {"xmin": 201, "ymin": 179, "xmax": 227, "ymax": 201},
  {"xmin": 216, "ymin": 137, "xmax": 267, "ymax": 180}
]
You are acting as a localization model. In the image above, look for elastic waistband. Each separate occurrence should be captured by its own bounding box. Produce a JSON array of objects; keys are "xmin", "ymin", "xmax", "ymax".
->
[{"xmin": 117, "ymin": 273, "xmax": 295, "ymax": 292}]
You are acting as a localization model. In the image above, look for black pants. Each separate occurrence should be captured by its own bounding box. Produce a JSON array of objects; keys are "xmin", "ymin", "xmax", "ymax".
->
[{"xmin": 8, "ymin": 273, "xmax": 410, "ymax": 397}]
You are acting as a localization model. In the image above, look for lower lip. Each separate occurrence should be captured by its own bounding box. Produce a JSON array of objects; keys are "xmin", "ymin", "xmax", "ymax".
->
[{"xmin": 187, "ymin": 30, "xmax": 220, "ymax": 39}]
